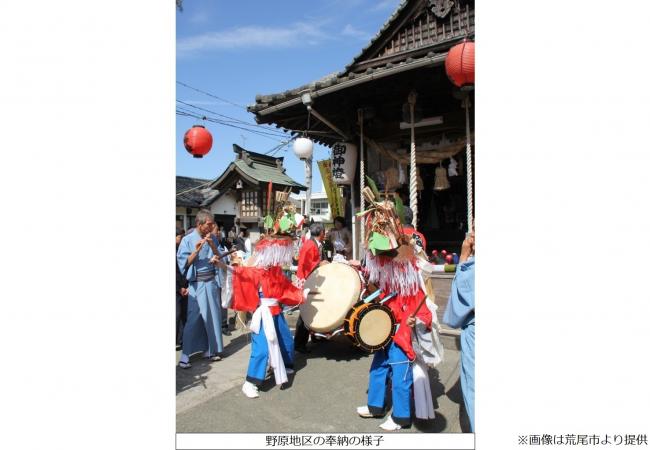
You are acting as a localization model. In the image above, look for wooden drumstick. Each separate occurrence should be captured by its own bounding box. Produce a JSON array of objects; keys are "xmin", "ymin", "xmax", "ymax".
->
[
  {"xmin": 411, "ymin": 295, "xmax": 429, "ymax": 317},
  {"xmin": 214, "ymin": 248, "xmax": 238, "ymax": 260}
]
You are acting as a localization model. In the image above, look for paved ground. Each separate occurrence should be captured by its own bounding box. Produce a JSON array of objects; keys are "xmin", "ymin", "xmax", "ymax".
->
[{"xmin": 176, "ymin": 311, "xmax": 471, "ymax": 434}]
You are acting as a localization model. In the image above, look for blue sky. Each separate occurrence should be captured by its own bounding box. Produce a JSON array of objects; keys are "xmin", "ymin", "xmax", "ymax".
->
[{"xmin": 176, "ymin": 0, "xmax": 402, "ymax": 191}]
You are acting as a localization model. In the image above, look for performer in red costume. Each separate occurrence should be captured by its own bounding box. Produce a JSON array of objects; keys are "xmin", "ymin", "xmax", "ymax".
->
[
  {"xmin": 215, "ymin": 198, "xmax": 309, "ymax": 399},
  {"xmin": 294, "ymin": 222, "xmax": 328, "ymax": 353},
  {"xmin": 356, "ymin": 187, "xmax": 443, "ymax": 430}
]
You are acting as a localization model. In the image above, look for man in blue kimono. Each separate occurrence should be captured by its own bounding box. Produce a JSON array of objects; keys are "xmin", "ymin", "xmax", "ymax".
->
[
  {"xmin": 211, "ymin": 226, "xmax": 231, "ymax": 336},
  {"xmin": 443, "ymin": 231, "xmax": 475, "ymax": 431},
  {"xmin": 177, "ymin": 210, "xmax": 224, "ymax": 369}
]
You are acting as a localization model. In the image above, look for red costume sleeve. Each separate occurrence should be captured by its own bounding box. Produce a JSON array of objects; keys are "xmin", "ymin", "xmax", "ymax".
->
[
  {"xmin": 391, "ymin": 289, "xmax": 432, "ymax": 360},
  {"xmin": 231, "ymin": 266, "xmax": 262, "ymax": 313},
  {"xmin": 261, "ymin": 266, "xmax": 303, "ymax": 308},
  {"xmin": 297, "ymin": 240, "xmax": 320, "ymax": 280}
]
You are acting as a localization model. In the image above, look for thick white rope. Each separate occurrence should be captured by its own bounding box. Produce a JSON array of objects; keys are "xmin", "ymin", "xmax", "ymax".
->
[
  {"xmin": 464, "ymin": 97, "xmax": 473, "ymax": 233},
  {"xmin": 409, "ymin": 94, "xmax": 418, "ymax": 227},
  {"xmin": 359, "ymin": 109, "xmax": 365, "ymax": 250}
]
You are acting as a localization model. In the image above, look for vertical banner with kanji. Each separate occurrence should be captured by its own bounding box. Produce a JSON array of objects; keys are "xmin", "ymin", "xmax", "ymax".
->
[
  {"xmin": 317, "ymin": 159, "xmax": 344, "ymax": 218},
  {"xmin": 331, "ymin": 142, "xmax": 357, "ymax": 185}
]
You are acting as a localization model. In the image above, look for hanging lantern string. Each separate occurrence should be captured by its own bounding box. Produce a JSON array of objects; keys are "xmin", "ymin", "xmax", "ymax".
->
[
  {"xmin": 263, "ymin": 140, "xmax": 292, "ymax": 156},
  {"xmin": 305, "ymin": 108, "xmax": 312, "ymax": 139}
]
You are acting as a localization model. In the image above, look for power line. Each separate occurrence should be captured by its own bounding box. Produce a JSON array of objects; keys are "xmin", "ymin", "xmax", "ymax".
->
[
  {"xmin": 176, "ymin": 109, "xmax": 286, "ymax": 138},
  {"xmin": 177, "ymin": 110, "xmax": 292, "ymax": 143},
  {"xmin": 176, "ymin": 99, "xmax": 289, "ymax": 137},
  {"xmin": 177, "ymin": 81, "xmax": 247, "ymax": 110},
  {"xmin": 176, "ymin": 179, "xmax": 215, "ymax": 197},
  {"xmin": 177, "ymin": 109, "xmax": 294, "ymax": 157}
]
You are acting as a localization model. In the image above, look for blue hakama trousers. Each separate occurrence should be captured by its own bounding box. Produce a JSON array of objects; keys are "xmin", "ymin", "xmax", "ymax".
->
[
  {"xmin": 367, "ymin": 341, "xmax": 413, "ymax": 427},
  {"xmin": 460, "ymin": 323, "xmax": 475, "ymax": 431},
  {"xmin": 246, "ymin": 314, "xmax": 294, "ymax": 385}
]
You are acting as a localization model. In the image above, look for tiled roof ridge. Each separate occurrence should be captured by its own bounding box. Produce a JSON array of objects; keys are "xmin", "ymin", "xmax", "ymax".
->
[
  {"xmin": 343, "ymin": 0, "xmax": 409, "ymax": 73},
  {"xmin": 247, "ymin": 1, "xmax": 410, "ymax": 112},
  {"xmin": 176, "ymin": 175, "xmax": 212, "ymax": 182}
]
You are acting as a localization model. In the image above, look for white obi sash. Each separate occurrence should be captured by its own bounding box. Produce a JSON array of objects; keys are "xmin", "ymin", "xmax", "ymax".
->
[{"xmin": 249, "ymin": 297, "xmax": 287, "ymax": 386}]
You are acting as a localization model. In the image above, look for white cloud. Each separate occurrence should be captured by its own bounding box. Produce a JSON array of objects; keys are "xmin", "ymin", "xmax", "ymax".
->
[
  {"xmin": 341, "ymin": 24, "xmax": 371, "ymax": 41},
  {"xmin": 177, "ymin": 22, "xmax": 329, "ymax": 56}
]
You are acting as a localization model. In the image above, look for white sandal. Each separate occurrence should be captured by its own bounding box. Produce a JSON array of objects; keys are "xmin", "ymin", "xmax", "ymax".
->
[
  {"xmin": 242, "ymin": 381, "xmax": 259, "ymax": 399},
  {"xmin": 379, "ymin": 416, "xmax": 402, "ymax": 431},
  {"xmin": 356, "ymin": 406, "xmax": 377, "ymax": 418}
]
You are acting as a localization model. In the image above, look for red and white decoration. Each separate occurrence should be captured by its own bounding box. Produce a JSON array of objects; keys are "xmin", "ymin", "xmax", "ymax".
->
[
  {"xmin": 253, "ymin": 237, "xmax": 295, "ymax": 268},
  {"xmin": 365, "ymin": 253, "xmax": 420, "ymax": 296}
]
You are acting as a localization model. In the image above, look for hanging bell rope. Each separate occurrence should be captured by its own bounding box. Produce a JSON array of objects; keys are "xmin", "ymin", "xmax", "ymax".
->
[
  {"xmin": 408, "ymin": 91, "xmax": 418, "ymax": 227},
  {"xmin": 358, "ymin": 109, "xmax": 366, "ymax": 249},
  {"xmin": 464, "ymin": 96, "xmax": 473, "ymax": 233}
]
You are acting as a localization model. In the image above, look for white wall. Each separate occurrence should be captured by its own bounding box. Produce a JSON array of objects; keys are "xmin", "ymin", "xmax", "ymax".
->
[{"xmin": 209, "ymin": 192, "xmax": 237, "ymax": 216}]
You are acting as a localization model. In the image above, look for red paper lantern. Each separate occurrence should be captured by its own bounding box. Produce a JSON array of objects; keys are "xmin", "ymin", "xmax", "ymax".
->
[
  {"xmin": 184, "ymin": 125, "xmax": 213, "ymax": 158},
  {"xmin": 445, "ymin": 40, "xmax": 475, "ymax": 87}
]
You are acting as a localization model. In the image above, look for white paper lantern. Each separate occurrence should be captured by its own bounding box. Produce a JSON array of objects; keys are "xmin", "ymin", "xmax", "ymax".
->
[
  {"xmin": 293, "ymin": 137, "xmax": 314, "ymax": 160},
  {"xmin": 331, "ymin": 142, "xmax": 358, "ymax": 185}
]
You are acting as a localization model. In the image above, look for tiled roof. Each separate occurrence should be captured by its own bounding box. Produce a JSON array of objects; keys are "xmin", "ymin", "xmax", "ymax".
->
[
  {"xmin": 248, "ymin": 0, "xmax": 473, "ymax": 115},
  {"xmin": 247, "ymin": 51, "xmax": 448, "ymax": 114},
  {"xmin": 232, "ymin": 159, "xmax": 305, "ymax": 188},
  {"xmin": 343, "ymin": 0, "xmax": 410, "ymax": 73},
  {"xmin": 210, "ymin": 145, "xmax": 307, "ymax": 191},
  {"xmin": 176, "ymin": 175, "xmax": 216, "ymax": 208},
  {"xmin": 246, "ymin": 1, "xmax": 409, "ymax": 114}
]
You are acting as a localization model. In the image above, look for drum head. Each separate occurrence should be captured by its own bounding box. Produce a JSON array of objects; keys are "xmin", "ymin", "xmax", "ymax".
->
[
  {"xmin": 356, "ymin": 304, "xmax": 396, "ymax": 352},
  {"xmin": 300, "ymin": 263, "xmax": 362, "ymax": 332}
]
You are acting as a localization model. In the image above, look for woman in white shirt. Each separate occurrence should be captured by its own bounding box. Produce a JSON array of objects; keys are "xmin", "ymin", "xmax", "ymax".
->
[{"xmin": 329, "ymin": 216, "xmax": 352, "ymax": 260}]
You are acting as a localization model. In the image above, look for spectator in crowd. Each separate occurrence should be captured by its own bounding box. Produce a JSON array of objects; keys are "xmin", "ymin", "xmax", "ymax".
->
[
  {"xmin": 176, "ymin": 210, "xmax": 224, "ymax": 368},
  {"xmin": 329, "ymin": 216, "xmax": 352, "ymax": 260},
  {"xmin": 211, "ymin": 224, "xmax": 231, "ymax": 336},
  {"xmin": 236, "ymin": 229, "xmax": 252, "ymax": 259},
  {"xmin": 176, "ymin": 228, "xmax": 189, "ymax": 348},
  {"xmin": 443, "ymin": 230, "xmax": 475, "ymax": 431},
  {"xmin": 294, "ymin": 222, "xmax": 328, "ymax": 353},
  {"xmin": 235, "ymin": 229, "xmax": 245, "ymax": 252}
]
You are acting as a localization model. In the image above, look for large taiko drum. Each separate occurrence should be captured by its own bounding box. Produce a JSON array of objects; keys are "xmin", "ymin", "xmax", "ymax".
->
[
  {"xmin": 344, "ymin": 302, "xmax": 396, "ymax": 352},
  {"xmin": 300, "ymin": 262, "xmax": 363, "ymax": 333}
]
